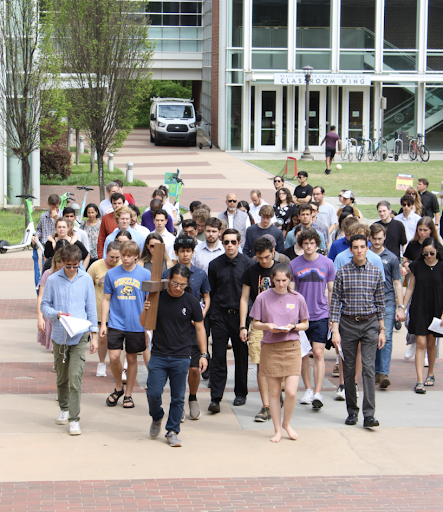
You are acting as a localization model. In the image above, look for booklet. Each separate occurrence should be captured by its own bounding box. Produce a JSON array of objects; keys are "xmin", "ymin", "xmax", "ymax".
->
[
  {"xmin": 60, "ymin": 316, "xmax": 91, "ymax": 337},
  {"xmin": 428, "ymin": 317, "xmax": 443, "ymax": 336}
]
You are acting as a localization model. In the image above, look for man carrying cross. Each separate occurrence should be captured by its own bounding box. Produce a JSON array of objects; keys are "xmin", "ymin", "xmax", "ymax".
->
[{"xmin": 140, "ymin": 258, "xmax": 208, "ymax": 448}]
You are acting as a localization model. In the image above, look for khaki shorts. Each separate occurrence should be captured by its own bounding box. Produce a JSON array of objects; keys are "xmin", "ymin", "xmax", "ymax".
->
[{"xmin": 248, "ymin": 327, "xmax": 263, "ymax": 364}]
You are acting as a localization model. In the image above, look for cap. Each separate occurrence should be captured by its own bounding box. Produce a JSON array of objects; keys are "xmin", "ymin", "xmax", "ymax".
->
[{"xmin": 342, "ymin": 191, "xmax": 355, "ymax": 200}]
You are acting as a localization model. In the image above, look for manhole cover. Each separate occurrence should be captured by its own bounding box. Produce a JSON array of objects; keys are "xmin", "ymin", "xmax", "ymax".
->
[{"xmin": 14, "ymin": 376, "xmax": 35, "ymax": 380}]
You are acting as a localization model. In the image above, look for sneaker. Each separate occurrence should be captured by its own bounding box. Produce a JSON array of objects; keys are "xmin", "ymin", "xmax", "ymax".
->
[
  {"xmin": 404, "ymin": 343, "xmax": 416, "ymax": 360},
  {"xmin": 325, "ymin": 169, "xmax": 331, "ymax": 175},
  {"xmin": 424, "ymin": 353, "xmax": 429, "ymax": 367},
  {"xmin": 312, "ymin": 393, "xmax": 324, "ymax": 409},
  {"xmin": 355, "ymin": 383, "xmax": 359, "ymax": 398},
  {"xmin": 255, "ymin": 406, "xmax": 271, "ymax": 422},
  {"xmin": 121, "ymin": 369, "xmax": 127, "ymax": 383},
  {"xmin": 335, "ymin": 384, "xmax": 345, "ymax": 401},
  {"xmin": 181, "ymin": 410, "xmax": 185, "ymax": 423},
  {"xmin": 375, "ymin": 373, "xmax": 380, "ymax": 384},
  {"xmin": 189, "ymin": 399, "xmax": 201, "ymax": 420},
  {"xmin": 300, "ymin": 388, "xmax": 314, "ymax": 405},
  {"xmin": 96, "ymin": 362, "xmax": 107, "ymax": 377},
  {"xmin": 395, "ymin": 320, "xmax": 402, "ymax": 331},
  {"xmin": 123, "ymin": 359, "xmax": 128, "ymax": 370},
  {"xmin": 69, "ymin": 421, "xmax": 81, "ymax": 436},
  {"xmin": 166, "ymin": 431, "xmax": 182, "ymax": 447},
  {"xmin": 332, "ymin": 364, "xmax": 339, "ymax": 377},
  {"xmin": 56, "ymin": 410, "xmax": 69, "ymax": 425},
  {"xmin": 150, "ymin": 418, "xmax": 162, "ymax": 438},
  {"xmin": 227, "ymin": 338, "xmax": 232, "ymax": 349}
]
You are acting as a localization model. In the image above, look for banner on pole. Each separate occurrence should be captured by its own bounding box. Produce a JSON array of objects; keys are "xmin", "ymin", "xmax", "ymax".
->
[{"xmin": 396, "ymin": 174, "xmax": 413, "ymax": 191}]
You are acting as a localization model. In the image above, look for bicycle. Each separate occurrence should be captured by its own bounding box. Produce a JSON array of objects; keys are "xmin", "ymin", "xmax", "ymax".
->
[
  {"xmin": 371, "ymin": 138, "xmax": 388, "ymax": 162},
  {"xmin": 409, "ymin": 134, "xmax": 430, "ymax": 162},
  {"xmin": 357, "ymin": 138, "xmax": 373, "ymax": 162},
  {"xmin": 341, "ymin": 138, "xmax": 357, "ymax": 162}
]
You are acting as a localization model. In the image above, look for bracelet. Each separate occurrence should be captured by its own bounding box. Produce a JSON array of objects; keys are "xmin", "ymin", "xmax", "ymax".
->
[
  {"xmin": 380, "ymin": 327, "xmax": 386, "ymax": 331},
  {"xmin": 239, "ymin": 327, "xmax": 247, "ymax": 331}
]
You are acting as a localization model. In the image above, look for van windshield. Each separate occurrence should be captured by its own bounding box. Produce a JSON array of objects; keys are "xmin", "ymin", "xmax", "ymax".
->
[{"xmin": 158, "ymin": 105, "xmax": 194, "ymax": 119}]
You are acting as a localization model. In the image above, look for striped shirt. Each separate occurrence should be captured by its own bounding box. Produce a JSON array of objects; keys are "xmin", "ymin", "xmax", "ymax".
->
[
  {"xmin": 35, "ymin": 210, "xmax": 63, "ymax": 244},
  {"xmin": 330, "ymin": 259, "xmax": 385, "ymax": 323}
]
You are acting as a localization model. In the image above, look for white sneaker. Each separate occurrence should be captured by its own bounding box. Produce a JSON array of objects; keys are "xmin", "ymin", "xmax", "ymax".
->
[
  {"xmin": 355, "ymin": 383, "xmax": 359, "ymax": 398},
  {"xmin": 404, "ymin": 343, "xmax": 416, "ymax": 360},
  {"xmin": 122, "ymin": 370, "xmax": 127, "ymax": 383},
  {"xmin": 312, "ymin": 393, "xmax": 324, "ymax": 409},
  {"xmin": 96, "ymin": 362, "xmax": 107, "ymax": 377},
  {"xmin": 300, "ymin": 388, "xmax": 314, "ymax": 404},
  {"xmin": 227, "ymin": 338, "xmax": 232, "ymax": 349},
  {"xmin": 181, "ymin": 410, "xmax": 185, "ymax": 423},
  {"xmin": 56, "ymin": 410, "xmax": 69, "ymax": 425},
  {"xmin": 69, "ymin": 421, "xmax": 81, "ymax": 435},
  {"xmin": 424, "ymin": 353, "xmax": 429, "ymax": 367},
  {"xmin": 335, "ymin": 385, "xmax": 345, "ymax": 401},
  {"xmin": 123, "ymin": 359, "xmax": 128, "ymax": 370}
]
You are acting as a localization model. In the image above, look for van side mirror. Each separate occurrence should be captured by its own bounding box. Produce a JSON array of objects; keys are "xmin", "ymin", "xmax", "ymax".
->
[
  {"xmin": 196, "ymin": 114, "xmax": 202, "ymax": 122},
  {"xmin": 150, "ymin": 113, "xmax": 156, "ymax": 121}
]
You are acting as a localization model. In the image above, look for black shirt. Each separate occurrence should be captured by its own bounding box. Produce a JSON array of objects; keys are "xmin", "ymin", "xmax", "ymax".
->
[
  {"xmin": 284, "ymin": 246, "xmax": 299, "ymax": 261},
  {"xmin": 404, "ymin": 239, "xmax": 443, "ymax": 262},
  {"xmin": 374, "ymin": 219, "xmax": 407, "ymax": 259},
  {"xmin": 294, "ymin": 184, "xmax": 313, "ymax": 203},
  {"xmin": 151, "ymin": 290, "xmax": 203, "ymax": 358},
  {"xmin": 208, "ymin": 253, "xmax": 254, "ymax": 309},
  {"xmin": 419, "ymin": 190, "xmax": 439, "ymax": 219},
  {"xmin": 241, "ymin": 261, "xmax": 277, "ymax": 303},
  {"xmin": 44, "ymin": 239, "xmax": 89, "ymax": 261}
]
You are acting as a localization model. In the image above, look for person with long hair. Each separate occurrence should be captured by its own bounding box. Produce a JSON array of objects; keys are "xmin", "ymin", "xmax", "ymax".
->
[
  {"xmin": 45, "ymin": 218, "xmax": 90, "ymax": 268},
  {"xmin": 403, "ymin": 238, "xmax": 443, "ymax": 394},
  {"xmin": 237, "ymin": 200, "xmax": 256, "ymax": 225},
  {"xmin": 398, "ymin": 186, "xmax": 423, "ymax": 216},
  {"xmin": 332, "ymin": 212, "xmax": 352, "ymax": 242},
  {"xmin": 138, "ymin": 233, "xmax": 173, "ymax": 272},
  {"xmin": 274, "ymin": 187, "xmax": 296, "ymax": 231},
  {"xmin": 249, "ymin": 263, "xmax": 309, "ymax": 442},
  {"xmin": 80, "ymin": 203, "xmax": 101, "ymax": 267},
  {"xmin": 115, "ymin": 230, "xmax": 132, "ymax": 243}
]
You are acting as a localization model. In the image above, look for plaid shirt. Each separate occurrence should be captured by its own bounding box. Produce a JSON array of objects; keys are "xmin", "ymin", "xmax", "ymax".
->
[
  {"xmin": 330, "ymin": 259, "xmax": 385, "ymax": 323},
  {"xmin": 35, "ymin": 210, "xmax": 63, "ymax": 244}
]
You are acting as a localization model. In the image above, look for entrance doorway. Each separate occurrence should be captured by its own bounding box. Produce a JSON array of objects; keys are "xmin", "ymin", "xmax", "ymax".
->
[
  {"xmin": 342, "ymin": 87, "xmax": 370, "ymax": 142},
  {"xmin": 298, "ymin": 86, "xmax": 327, "ymax": 151},
  {"xmin": 255, "ymin": 87, "xmax": 282, "ymax": 152}
]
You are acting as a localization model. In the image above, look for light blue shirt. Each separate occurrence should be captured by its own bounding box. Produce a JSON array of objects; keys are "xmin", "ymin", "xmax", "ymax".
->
[
  {"xmin": 334, "ymin": 248, "xmax": 386, "ymax": 282},
  {"xmin": 41, "ymin": 269, "xmax": 98, "ymax": 346},
  {"xmin": 285, "ymin": 228, "xmax": 326, "ymax": 251},
  {"xmin": 103, "ymin": 226, "xmax": 146, "ymax": 255}
]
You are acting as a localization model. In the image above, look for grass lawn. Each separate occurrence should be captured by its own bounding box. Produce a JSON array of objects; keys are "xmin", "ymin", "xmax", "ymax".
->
[
  {"xmin": 0, "ymin": 208, "xmax": 45, "ymax": 245},
  {"xmin": 248, "ymin": 159, "xmax": 443, "ymax": 199},
  {"xmin": 41, "ymin": 154, "xmax": 147, "ymax": 187}
]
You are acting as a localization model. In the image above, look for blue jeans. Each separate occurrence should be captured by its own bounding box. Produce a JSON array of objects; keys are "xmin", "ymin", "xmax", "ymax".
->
[
  {"xmin": 146, "ymin": 355, "xmax": 190, "ymax": 435},
  {"xmin": 375, "ymin": 306, "xmax": 395, "ymax": 375}
]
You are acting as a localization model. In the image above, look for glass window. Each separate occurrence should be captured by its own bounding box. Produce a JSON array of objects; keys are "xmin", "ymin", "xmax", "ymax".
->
[
  {"xmin": 293, "ymin": 87, "xmax": 298, "ymax": 151},
  {"xmin": 228, "ymin": 87, "xmax": 243, "ymax": 150},
  {"xmin": 384, "ymin": 0, "xmax": 418, "ymax": 49},
  {"xmin": 381, "ymin": 86, "xmax": 417, "ymax": 142},
  {"xmin": 251, "ymin": 86, "xmax": 255, "ymax": 150},
  {"xmin": 252, "ymin": 0, "xmax": 288, "ymax": 48},
  {"xmin": 296, "ymin": 0, "xmax": 331, "ymax": 49},
  {"xmin": 252, "ymin": 50, "xmax": 288, "ymax": 69},
  {"xmin": 228, "ymin": 0, "xmax": 244, "ymax": 48},
  {"xmin": 340, "ymin": 51, "xmax": 375, "ymax": 71},
  {"xmin": 428, "ymin": 0, "xmax": 443, "ymax": 49},
  {"xmin": 296, "ymin": 51, "xmax": 331, "ymax": 70},
  {"xmin": 425, "ymin": 86, "xmax": 443, "ymax": 150},
  {"xmin": 340, "ymin": 0, "xmax": 376, "ymax": 49}
]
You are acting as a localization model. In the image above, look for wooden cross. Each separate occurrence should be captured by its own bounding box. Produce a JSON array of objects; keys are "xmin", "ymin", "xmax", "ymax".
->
[{"xmin": 141, "ymin": 242, "xmax": 169, "ymax": 330}]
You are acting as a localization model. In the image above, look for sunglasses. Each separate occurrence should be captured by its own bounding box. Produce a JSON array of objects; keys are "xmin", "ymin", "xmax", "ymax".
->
[
  {"xmin": 223, "ymin": 240, "xmax": 238, "ymax": 246},
  {"xmin": 401, "ymin": 203, "xmax": 412, "ymax": 207},
  {"xmin": 423, "ymin": 251, "xmax": 436, "ymax": 257},
  {"xmin": 338, "ymin": 194, "xmax": 343, "ymax": 198},
  {"xmin": 64, "ymin": 265, "xmax": 79, "ymax": 269},
  {"xmin": 274, "ymin": 180, "xmax": 282, "ymax": 183},
  {"xmin": 297, "ymin": 176, "xmax": 304, "ymax": 179},
  {"xmin": 227, "ymin": 199, "xmax": 237, "ymax": 203}
]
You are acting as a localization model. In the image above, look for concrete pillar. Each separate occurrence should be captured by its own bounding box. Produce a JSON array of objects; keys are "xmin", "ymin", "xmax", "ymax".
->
[
  {"xmin": 80, "ymin": 136, "xmax": 85, "ymax": 153},
  {"xmin": 108, "ymin": 153, "xmax": 114, "ymax": 172},
  {"xmin": 126, "ymin": 162, "xmax": 133, "ymax": 183}
]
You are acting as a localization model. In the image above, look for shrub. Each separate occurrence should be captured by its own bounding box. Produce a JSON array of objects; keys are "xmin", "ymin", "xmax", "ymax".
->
[{"xmin": 40, "ymin": 144, "xmax": 72, "ymax": 180}]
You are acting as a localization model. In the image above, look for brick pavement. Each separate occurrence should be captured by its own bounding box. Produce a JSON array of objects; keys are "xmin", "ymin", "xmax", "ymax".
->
[
  {"xmin": 1, "ymin": 475, "xmax": 443, "ymax": 511},
  {"xmin": 0, "ymin": 300, "xmax": 37, "ymax": 319},
  {"xmin": 0, "ymin": 258, "xmax": 34, "ymax": 271}
]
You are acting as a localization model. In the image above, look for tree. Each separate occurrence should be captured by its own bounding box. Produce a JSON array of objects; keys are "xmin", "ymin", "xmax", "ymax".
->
[
  {"xmin": 0, "ymin": 0, "xmax": 62, "ymax": 222},
  {"xmin": 51, "ymin": 0, "xmax": 153, "ymax": 201}
]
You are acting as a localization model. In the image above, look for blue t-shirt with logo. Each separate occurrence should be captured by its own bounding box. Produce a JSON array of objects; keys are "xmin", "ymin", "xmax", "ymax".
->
[{"xmin": 104, "ymin": 265, "xmax": 151, "ymax": 332}]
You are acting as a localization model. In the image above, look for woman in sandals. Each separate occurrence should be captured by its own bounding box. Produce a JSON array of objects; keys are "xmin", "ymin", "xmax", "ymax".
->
[
  {"xmin": 249, "ymin": 263, "xmax": 309, "ymax": 443},
  {"xmin": 403, "ymin": 237, "xmax": 443, "ymax": 394}
]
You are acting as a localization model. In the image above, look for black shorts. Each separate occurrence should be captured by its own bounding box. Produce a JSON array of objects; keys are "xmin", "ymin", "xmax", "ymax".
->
[
  {"xmin": 190, "ymin": 331, "xmax": 200, "ymax": 368},
  {"xmin": 305, "ymin": 318, "xmax": 329, "ymax": 344},
  {"xmin": 107, "ymin": 327, "xmax": 146, "ymax": 354},
  {"xmin": 326, "ymin": 147, "xmax": 336, "ymax": 158}
]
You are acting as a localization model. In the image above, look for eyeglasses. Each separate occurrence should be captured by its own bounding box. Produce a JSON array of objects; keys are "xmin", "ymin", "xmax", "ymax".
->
[
  {"xmin": 227, "ymin": 199, "xmax": 237, "ymax": 203},
  {"xmin": 64, "ymin": 265, "xmax": 79, "ymax": 269},
  {"xmin": 171, "ymin": 281, "xmax": 187, "ymax": 288},
  {"xmin": 223, "ymin": 240, "xmax": 238, "ymax": 245},
  {"xmin": 423, "ymin": 251, "xmax": 436, "ymax": 257},
  {"xmin": 338, "ymin": 194, "xmax": 343, "ymax": 198},
  {"xmin": 401, "ymin": 203, "xmax": 412, "ymax": 207}
]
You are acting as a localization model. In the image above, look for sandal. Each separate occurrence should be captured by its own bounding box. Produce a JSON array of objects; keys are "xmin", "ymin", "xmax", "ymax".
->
[
  {"xmin": 424, "ymin": 375, "xmax": 435, "ymax": 387},
  {"xmin": 106, "ymin": 387, "xmax": 124, "ymax": 407},
  {"xmin": 414, "ymin": 382, "xmax": 426, "ymax": 394},
  {"xmin": 123, "ymin": 396, "xmax": 135, "ymax": 409}
]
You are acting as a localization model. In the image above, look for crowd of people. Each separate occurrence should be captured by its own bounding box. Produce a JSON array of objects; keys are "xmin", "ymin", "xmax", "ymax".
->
[{"xmin": 33, "ymin": 173, "xmax": 443, "ymax": 445}]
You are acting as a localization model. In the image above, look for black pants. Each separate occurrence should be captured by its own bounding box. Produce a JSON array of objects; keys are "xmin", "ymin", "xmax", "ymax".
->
[{"xmin": 210, "ymin": 308, "xmax": 248, "ymax": 402}]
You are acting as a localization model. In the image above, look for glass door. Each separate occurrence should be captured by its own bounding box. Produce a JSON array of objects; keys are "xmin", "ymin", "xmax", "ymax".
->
[
  {"xmin": 298, "ymin": 86, "xmax": 327, "ymax": 151},
  {"xmin": 342, "ymin": 87, "xmax": 370, "ymax": 143},
  {"xmin": 256, "ymin": 87, "xmax": 282, "ymax": 152},
  {"xmin": 348, "ymin": 91, "xmax": 364, "ymax": 141}
]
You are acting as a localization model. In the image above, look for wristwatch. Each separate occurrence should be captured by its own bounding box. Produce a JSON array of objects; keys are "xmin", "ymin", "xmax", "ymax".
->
[
  {"xmin": 239, "ymin": 326, "xmax": 247, "ymax": 331},
  {"xmin": 200, "ymin": 353, "xmax": 209, "ymax": 359},
  {"xmin": 397, "ymin": 305, "xmax": 405, "ymax": 309}
]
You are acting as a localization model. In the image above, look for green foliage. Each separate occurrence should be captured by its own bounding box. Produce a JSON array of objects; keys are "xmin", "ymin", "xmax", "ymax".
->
[
  {"xmin": 135, "ymin": 80, "xmax": 193, "ymax": 128},
  {"xmin": 40, "ymin": 145, "xmax": 72, "ymax": 180}
]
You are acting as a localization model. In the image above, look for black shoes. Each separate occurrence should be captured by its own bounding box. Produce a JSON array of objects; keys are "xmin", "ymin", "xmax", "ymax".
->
[
  {"xmin": 345, "ymin": 413, "xmax": 358, "ymax": 425},
  {"xmin": 325, "ymin": 169, "xmax": 331, "ymax": 174},
  {"xmin": 364, "ymin": 416, "xmax": 380, "ymax": 428},
  {"xmin": 208, "ymin": 401, "xmax": 220, "ymax": 413},
  {"xmin": 233, "ymin": 396, "xmax": 247, "ymax": 406}
]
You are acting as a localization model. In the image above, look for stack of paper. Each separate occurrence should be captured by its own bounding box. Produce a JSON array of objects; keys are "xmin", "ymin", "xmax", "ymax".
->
[{"xmin": 60, "ymin": 316, "xmax": 91, "ymax": 337}]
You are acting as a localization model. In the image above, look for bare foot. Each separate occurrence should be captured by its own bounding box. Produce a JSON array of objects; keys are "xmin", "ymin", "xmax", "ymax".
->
[
  {"xmin": 283, "ymin": 423, "xmax": 298, "ymax": 440},
  {"xmin": 270, "ymin": 431, "xmax": 282, "ymax": 443}
]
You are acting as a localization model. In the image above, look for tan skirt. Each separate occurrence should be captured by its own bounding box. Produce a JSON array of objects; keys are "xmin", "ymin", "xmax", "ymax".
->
[{"xmin": 259, "ymin": 340, "xmax": 302, "ymax": 378}]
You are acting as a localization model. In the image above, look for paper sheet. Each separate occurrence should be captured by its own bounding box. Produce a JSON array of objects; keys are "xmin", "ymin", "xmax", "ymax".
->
[
  {"xmin": 300, "ymin": 331, "xmax": 311, "ymax": 358},
  {"xmin": 60, "ymin": 316, "xmax": 91, "ymax": 337},
  {"xmin": 428, "ymin": 317, "xmax": 443, "ymax": 336},
  {"xmin": 337, "ymin": 343, "xmax": 345, "ymax": 361}
]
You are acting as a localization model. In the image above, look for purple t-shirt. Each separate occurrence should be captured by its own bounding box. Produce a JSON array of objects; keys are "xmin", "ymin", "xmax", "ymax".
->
[
  {"xmin": 325, "ymin": 132, "xmax": 340, "ymax": 148},
  {"xmin": 290, "ymin": 254, "xmax": 335, "ymax": 321},
  {"xmin": 249, "ymin": 289, "xmax": 309, "ymax": 345}
]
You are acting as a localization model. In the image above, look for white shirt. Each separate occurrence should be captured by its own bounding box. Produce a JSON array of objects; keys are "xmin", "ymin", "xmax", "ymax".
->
[
  {"xmin": 132, "ymin": 223, "xmax": 151, "ymax": 240},
  {"xmin": 192, "ymin": 240, "xmax": 224, "ymax": 274},
  {"xmin": 74, "ymin": 226, "xmax": 90, "ymax": 252},
  {"xmin": 158, "ymin": 230, "xmax": 176, "ymax": 261},
  {"xmin": 394, "ymin": 211, "xmax": 421, "ymax": 242},
  {"xmin": 99, "ymin": 197, "xmax": 128, "ymax": 217},
  {"xmin": 227, "ymin": 212, "xmax": 251, "ymax": 230},
  {"xmin": 249, "ymin": 200, "xmax": 268, "ymax": 224},
  {"xmin": 318, "ymin": 201, "xmax": 338, "ymax": 229}
]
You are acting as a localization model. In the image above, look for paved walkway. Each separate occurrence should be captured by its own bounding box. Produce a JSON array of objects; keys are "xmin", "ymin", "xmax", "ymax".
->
[{"xmin": 1, "ymin": 130, "xmax": 443, "ymax": 511}]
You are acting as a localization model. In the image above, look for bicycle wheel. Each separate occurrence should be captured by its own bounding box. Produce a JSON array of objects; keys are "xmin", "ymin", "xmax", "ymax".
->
[
  {"xmin": 357, "ymin": 147, "xmax": 363, "ymax": 162},
  {"xmin": 341, "ymin": 147, "xmax": 347, "ymax": 160},
  {"xmin": 409, "ymin": 145, "xmax": 417, "ymax": 161},
  {"xmin": 419, "ymin": 145, "xmax": 430, "ymax": 162},
  {"xmin": 348, "ymin": 147, "xmax": 354, "ymax": 162},
  {"xmin": 367, "ymin": 147, "xmax": 373, "ymax": 161}
]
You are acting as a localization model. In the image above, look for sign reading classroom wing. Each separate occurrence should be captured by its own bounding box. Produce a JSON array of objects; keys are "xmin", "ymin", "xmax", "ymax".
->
[{"xmin": 274, "ymin": 73, "xmax": 372, "ymax": 86}]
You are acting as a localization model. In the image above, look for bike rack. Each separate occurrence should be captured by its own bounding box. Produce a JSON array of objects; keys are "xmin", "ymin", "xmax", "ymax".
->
[
  {"xmin": 349, "ymin": 138, "xmax": 358, "ymax": 158},
  {"xmin": 393, "ymin": 138, "xmax": 410, "ymax": 161}
]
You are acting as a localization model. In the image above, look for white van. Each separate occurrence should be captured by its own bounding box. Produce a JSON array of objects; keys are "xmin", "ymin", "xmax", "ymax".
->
[{"xmin": 150, "ymin": 98, "xmax": 201, "ymax": 147}]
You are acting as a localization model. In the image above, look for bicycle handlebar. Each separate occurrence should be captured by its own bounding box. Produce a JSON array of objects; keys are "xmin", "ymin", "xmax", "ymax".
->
[
  {"xmin": 77, "ymin": 186, "xmax": 94, "ymax": 191},
  {"xmin": 16, "ymin": 194, "xmax": 37, "ymax": 199}
]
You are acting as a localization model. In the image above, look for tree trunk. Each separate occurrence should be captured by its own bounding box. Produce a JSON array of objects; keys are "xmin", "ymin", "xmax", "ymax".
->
[
  {"xmin": 90, "ymin": 142, "xmax": 95, "ymax": 174},
  {"xmin": 76, "ymin": 129, "xmax": 80, "ymax": 165},
  {"xmin": 97, "ymin": 151, "xmax": 105, "ymax": 201},
  {"xmin": 67, "ymin": 120, "xmax": 71, "ymax": 151},
  {"xmin": 22, "ymin": 157, "xmax": 31, "ymax": 226}
]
